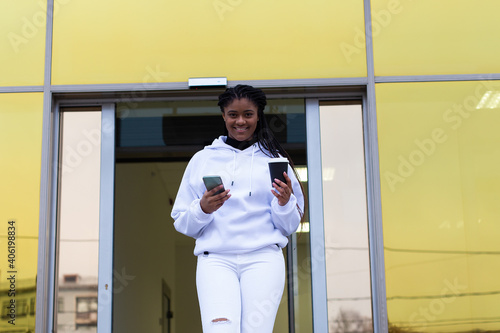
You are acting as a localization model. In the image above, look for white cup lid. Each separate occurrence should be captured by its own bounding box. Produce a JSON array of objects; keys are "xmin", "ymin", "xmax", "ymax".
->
[{"xmin": 268, "ymin": 157, "xmax": 288, "ymax": 163}]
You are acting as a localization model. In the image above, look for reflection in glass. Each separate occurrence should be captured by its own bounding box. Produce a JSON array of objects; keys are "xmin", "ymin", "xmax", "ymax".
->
[
  {"xmin": 377, "ymin": 82, "xmax": 500, "ymax": 332},
  {"xmin": 56, "ymin": 111, "xmax": 101, "ymax": 332},
  {"xmin": 319, "ymin": 103, "xmax": 373, "ymax": 332}
]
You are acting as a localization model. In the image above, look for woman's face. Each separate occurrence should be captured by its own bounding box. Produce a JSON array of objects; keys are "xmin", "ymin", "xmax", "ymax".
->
[{"xmin": 222, "ymin": 98, "xmax": 259, "ymax": 141}]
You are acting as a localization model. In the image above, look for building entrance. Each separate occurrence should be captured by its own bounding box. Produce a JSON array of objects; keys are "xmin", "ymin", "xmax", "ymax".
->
[
  {"xmin": 110, "ymin": 98, "xmax": 311, "ymax": 332},
  {"xmin": 51, "ymin": 96, "xmax": 377, "ymax": 332}
]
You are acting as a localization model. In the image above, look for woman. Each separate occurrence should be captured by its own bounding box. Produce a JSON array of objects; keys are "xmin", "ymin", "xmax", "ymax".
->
[{"xmin": 171, "ymin": 84, "xmax": 304, "ymax": 332}]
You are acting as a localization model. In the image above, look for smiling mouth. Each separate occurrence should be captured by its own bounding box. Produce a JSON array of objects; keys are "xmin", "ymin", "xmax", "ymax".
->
[{"xmin": 234, "ymin": 127, "xmax": 249, "ymax": 132}]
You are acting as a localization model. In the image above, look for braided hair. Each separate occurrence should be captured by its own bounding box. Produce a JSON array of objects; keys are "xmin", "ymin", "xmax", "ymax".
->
[
  {"xmin": 218, "ymin": 84, "xmax": 291, "ymax": 161},
  {"xmin": 218, "ymin": 85, "xmax": 305, "ymax": 221}
]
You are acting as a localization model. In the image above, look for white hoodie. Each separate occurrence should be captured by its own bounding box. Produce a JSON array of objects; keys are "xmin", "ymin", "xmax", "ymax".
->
[{"xmin": 171, "ymin": 136, "xmax": 304, "ymax": 256}]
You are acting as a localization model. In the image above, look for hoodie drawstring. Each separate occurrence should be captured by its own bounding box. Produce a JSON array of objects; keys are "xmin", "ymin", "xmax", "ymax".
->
[
  {"xmin": 231, "ymin": 145, "xmax": 255, "ymax": 196},
  {"xmin": 231, "ymin": 151, "xmax": 236, "ymax": 186},
  {"xmin": 249, "ymin": 146, "xmax": 255, "ymax": 196}
]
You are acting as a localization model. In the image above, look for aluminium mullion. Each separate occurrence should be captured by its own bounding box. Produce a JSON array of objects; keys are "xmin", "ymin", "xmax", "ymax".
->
[
  {"xmin": 35, "ymin": 0, "xmax": 55, "ymax": 330},
  {"xmin": 363, "ymin": 0, "xmax": 389, "ymax": 331},
  {"xmin": 51, "ymin": 82, "xmax": 188, "ymax": 93},
  {"xmin": 233, "ymin": 77, "xmax": 368, "ymax": 88},
  {"xmin": 97, "ymin": 104, "xmax": 116, "ymax": 332},
  {"xmin": 305, "ymin": 99, "xmax": 328, "ymax": 332},
  {"xmin": 0, "ymin": 86, "xmax": 44, "ymax": 93},
  {"xmin": 35, "ymin": 100, "xmax": 59, "ymax": 333},
  {"xmin": 362, "ymin": 93, "xmax": 388, "ymax": 333},
  {"xmin": 287, "ymin": 236, "xmax": 296, "ymax": 333},
  {"xmin": 48, "ymin": 103, "xmax": 60, "ymax": 333},
  {"xmin": 375, "ymin": 73, "xmax": 500, "ymax": 83}
]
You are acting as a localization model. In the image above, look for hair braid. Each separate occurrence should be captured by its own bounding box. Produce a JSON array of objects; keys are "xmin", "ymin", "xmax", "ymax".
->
[
  {"xmin": 219, "ymin": 85, "xmax": 285, "ymax": 158},
  {"xmin": 218, "ymin": 84, "xmax": 306, "ymax": 221}
]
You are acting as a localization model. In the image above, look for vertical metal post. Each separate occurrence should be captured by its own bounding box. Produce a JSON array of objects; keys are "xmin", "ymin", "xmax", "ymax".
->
[
  {"xmin": 305, "ymin": 99, "xmax": 329, "ymax": 332},
  {"xmin": 363, "ymin": 0, "xmax": 389, "ymax": 330},
  {"xmin": 287, "ymin": 236, "xmax": 296, "ymax": 333},
  {"xmin": 36, "ymin": 0, "xmax": 55, "ymax": 331},
  {"xmin": 97, "ymin": 104, "xmax": 116, "ymax": 332}
]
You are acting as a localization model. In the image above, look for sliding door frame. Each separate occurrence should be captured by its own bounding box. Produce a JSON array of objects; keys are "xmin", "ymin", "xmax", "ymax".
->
[
  {"xmin": 306, "ymin": 95, "xmax": 387, "ymax": 332},
  {"xmin": 37, "ymin": 102, "xmax": 115, "ymax": 332},
  {"xmin": 97, "ymin": 104, "xmax": 115, "ymax": 332}
]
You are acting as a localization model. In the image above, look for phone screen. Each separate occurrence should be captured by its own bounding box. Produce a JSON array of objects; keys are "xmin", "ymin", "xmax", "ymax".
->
[{"xmin": 203, "ymin": 176, "xmax": 225, "ymax": 195}]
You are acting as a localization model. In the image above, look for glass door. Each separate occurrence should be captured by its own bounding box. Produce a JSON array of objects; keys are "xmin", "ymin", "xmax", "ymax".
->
[
  {"xmin": 318, "ymin": 102, "xmax": 373, "ymax": 332},
  {"xmin": 307, "ymin": 99, "xmax": 376, "ymax": 333},
  {"xmin": 54, "ymin": 104, "xmax": 115, "ymax": 332}
]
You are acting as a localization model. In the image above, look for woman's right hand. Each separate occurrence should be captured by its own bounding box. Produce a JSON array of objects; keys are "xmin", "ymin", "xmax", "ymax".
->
[{"xmin": 200, "ymin": 185, "xmax": 230, "ymax": 214}]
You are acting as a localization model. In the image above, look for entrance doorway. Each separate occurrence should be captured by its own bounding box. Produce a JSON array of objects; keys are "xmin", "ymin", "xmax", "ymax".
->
[
  {"xmin": 50, "ymin": 95, "xmax": 379, "ymax": 332},
  {"xmin": 111, "ymin": 99, "xmax": 311, "ymax": 332}
]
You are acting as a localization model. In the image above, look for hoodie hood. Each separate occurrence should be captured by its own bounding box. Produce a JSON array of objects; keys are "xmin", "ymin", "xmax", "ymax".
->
[
  {"xmin": 205, "ymin": 136, "xmax": 257, "ymax": 152},
  {"xmin": 205, "ymin": 136, "xmax": 260, "ymax": 195}
]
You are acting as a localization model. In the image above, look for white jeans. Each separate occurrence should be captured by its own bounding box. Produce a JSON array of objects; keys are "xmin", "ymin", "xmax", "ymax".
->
[{"xmin": 196, "ymin": 245, "xmax": 286, "ymax": 333}]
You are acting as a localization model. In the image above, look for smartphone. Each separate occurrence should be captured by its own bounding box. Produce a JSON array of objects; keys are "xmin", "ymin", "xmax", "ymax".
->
[{"xmin": 202, "ymin": 176, "xmax": 225, "ymax": 195}]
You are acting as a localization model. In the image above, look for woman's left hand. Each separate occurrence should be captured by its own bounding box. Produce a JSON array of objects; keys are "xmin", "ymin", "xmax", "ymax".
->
[{"xmin": 271, "ymin": 172, "xmax": 294, "ymax": 206}]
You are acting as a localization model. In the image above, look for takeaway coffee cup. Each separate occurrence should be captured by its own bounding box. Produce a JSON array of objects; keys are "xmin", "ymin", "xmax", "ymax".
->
[{"xmin": 268, "ymin": 157, "xmax": 289, "ymax": 186}]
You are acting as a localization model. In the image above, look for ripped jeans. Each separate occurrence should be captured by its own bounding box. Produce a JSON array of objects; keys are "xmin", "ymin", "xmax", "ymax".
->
[{"xmin": 196, "ymin": 245, "xmax": 285, "ymax": 333}]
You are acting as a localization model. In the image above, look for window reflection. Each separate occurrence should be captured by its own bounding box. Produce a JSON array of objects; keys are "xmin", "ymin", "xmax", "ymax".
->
[
  {"xmin": 377, "ymin": 81, "xmax": 500, "ymax": 332},
  {"xmin": 56, "ymin": 110, "xmax": 101, "ymax": 332},
  {"xmin": 319, "ymin": 103, "xmax": 373, "ymax": 333},
  {"xmin": 76, "ymin": 297, "xmax": 98, "ymax": 328}
]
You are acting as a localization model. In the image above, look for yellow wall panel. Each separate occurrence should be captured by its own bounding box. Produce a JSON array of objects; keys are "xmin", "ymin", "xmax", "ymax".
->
[
  {"xmin": 376, "ymin": 81, "xmax": 500, "ymax": 332},
  {"xmin": 52, "ymin": 0, "xmax": 366, "ymax": 85},
  {"xmin": 0, "ymin": 92, "xmax": 43, "ymax": 283},
  {"xmin": 0, "ymin": 92, "xmax": 43, "ymax": 330},
  {"xmin": 371, "ymin": 0, "xmax": 500, "ymax": 76},
  {"xmin": 0, "ymin": 1, "xmax": 46, "ymax": 86}
]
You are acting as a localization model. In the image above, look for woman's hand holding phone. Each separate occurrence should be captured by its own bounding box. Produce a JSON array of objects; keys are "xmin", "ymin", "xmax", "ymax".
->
[{"xmin": 200, "ymin": 176, "xmax": 230, "ymax": 214}]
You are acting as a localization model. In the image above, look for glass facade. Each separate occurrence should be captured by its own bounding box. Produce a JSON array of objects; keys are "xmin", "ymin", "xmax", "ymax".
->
[
  {"xmin": 51, "ymin": 0, "xmax": 366, "ymax": 85},
  {"xmin": 0, "ymin": 1, "xmax": 46, "ymax": 86},
  {"xmin": 319, "ymin": 103, "xmax": 373, "ymax": 332},
  {"xmin": 0, "ymin": 93, "xmax": 43, "ymax": 332},
  {"xmin": 371, "ymin": 0, "xmax": 500, "ymax": 76},
  {"xmin": 376, "ymin": 81, "xmax": 500, "ymax": 332},
  {"xmin": 1, "ymin": 0, "xmax": 499, "ymax": 332}
]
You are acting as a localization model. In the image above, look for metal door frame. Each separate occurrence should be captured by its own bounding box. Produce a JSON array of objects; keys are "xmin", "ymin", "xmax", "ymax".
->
[
  {"xmin": 97, "ymin": 104, "xmax": 115, "ymax": 332},
  {"xmin": 37, "ymin": 90, "xmax": 387, "ymax": 332},
  {"xmin": 37, "ymin": 103, "xmax": 115, "ymax": 332},
  {"xmin": 306, "ymin": 96, "xmax": 387, "ymax": 332}
]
